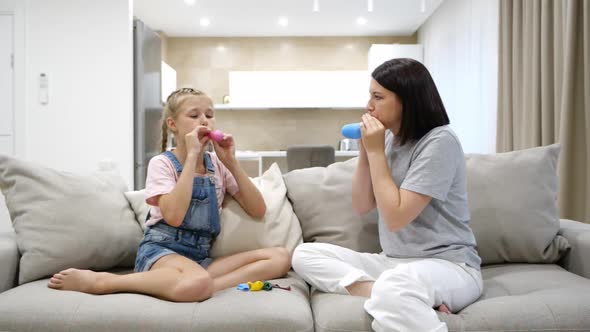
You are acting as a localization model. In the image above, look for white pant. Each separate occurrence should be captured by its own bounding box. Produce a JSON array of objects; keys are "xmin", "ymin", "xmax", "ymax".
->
[{"xmin": 292, "ymin": 243, "xmax": 483, "ymax": 332}]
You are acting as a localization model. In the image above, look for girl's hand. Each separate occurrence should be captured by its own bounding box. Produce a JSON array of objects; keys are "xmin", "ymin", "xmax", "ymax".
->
[
  {"xmin": 360, "ymin": 113, "xmax": 386, "ymax": 155},
  {"xmin": 212, "ymin": 133, "xmax": 237, "ymax": 168},
  {"xmin": 185, "ymin": 126, "xmax": 210, "ymax": 156}
]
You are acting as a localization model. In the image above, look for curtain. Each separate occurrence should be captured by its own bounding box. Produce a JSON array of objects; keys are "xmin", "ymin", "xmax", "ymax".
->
[{"xmin": 497, "ymin": 0, "xmax": 590, "ymax": 223}]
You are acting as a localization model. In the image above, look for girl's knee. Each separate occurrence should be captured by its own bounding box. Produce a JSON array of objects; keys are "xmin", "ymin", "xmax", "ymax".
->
[
  {"xmin": 270, "ymin": 247, "xmax": 291, "ymax": 276},
  {"xmin": 170, "ymin": 273, "xmax": 213, "ymax": 302}
]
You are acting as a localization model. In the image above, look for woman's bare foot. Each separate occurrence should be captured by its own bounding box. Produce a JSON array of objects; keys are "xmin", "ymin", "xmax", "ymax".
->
[
  {"xmin": 47, "ymin": 268, "xmax": 111, "ymax": 294},
  {"xmin": 436, "ymin": 303, "xmax": 452, "ymax": 314}
]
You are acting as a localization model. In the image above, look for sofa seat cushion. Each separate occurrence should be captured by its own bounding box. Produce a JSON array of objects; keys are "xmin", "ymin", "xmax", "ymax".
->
[
  {"xmin": 309, "ymin": 264, "xmax": 590, "ymax": 332},
  {"xmin": 0, "ymin": 271, "xmax": 313, "ymax": 332}
]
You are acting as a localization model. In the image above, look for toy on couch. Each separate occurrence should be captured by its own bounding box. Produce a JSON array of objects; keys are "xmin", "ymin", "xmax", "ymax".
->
[{"xmin": 237, "ymin": 281, "xmax": 291, "ymax": 292}]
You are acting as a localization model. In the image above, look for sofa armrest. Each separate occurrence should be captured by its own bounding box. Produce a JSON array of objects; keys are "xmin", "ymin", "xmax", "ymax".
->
[
  {"xmin": 558, "ymin": 219, "xmax": 590, "ymax": 279},
  {"xmin": 0, "ymin": 230, "xmax": 18, "ymax": 293}
]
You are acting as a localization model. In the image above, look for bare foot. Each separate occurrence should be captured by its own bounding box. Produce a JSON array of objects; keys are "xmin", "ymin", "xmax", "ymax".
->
[
  {"xmin": 47, "ymin": 268, "xmax": 111, "ymax": 294},
  {"xmin": 436, "ymin": 303, "xmax": 452, "ymax": 314}
]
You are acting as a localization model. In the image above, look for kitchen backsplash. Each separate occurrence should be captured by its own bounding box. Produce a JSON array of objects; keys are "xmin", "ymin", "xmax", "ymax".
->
[{"xmin": 214, "ymin": 108, "xmax": 364, "ymax": 151}]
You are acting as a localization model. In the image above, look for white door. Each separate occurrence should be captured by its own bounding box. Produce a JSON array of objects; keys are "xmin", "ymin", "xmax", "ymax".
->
[{"xmin": 0, "ymin": 14, "xmax": 14, "ymax": 156}]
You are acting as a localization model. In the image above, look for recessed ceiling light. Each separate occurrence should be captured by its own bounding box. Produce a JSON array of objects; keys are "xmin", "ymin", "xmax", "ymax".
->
[
  {"xmin": 199, "ymin": 17, "xmax": 210, "ymax": 27},
  {"xmin": 356, "ymin": 17, "xmax": 367, "ymax": 25},
  {"xmin": 184, "ymin": 0, "xmax": 196, "ymax": 6},
  {"xmin": 278, "ymin": 17, "xmax": 289, "ymax": 27}
]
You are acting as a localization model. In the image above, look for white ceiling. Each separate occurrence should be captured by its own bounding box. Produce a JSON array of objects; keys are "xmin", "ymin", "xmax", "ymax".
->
[{"xmin": 134, "ymin": 0, "xmax": 444, "ymax": 37}]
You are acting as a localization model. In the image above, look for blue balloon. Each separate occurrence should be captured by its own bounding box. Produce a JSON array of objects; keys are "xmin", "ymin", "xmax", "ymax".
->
[{"xmin": 341, "ymin": 123, "xmax": 361, "ymax": 139}]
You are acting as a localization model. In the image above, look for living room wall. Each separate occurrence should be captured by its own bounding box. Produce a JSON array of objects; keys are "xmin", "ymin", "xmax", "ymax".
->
[
  {"xmin": 418, "ymin": 0, "xmax": 499, "ymax": 154},
  {"xmin": 7, "ymin": 0, "xmax": 135, "ymax": 188}
]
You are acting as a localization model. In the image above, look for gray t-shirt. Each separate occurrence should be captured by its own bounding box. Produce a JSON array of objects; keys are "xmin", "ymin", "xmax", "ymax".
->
[{"xmin": 379, "ymin": 125, "xmax": 481, "ymax": 270}]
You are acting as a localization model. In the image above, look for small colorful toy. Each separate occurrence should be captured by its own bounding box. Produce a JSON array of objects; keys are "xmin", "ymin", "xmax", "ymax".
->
[
  {"xmin": 341, "ymin": 123, "xmax": 361, "ymax": 139},
  {"xmin": 237, "ymin": 281, "xmax": 291, "ymax": 292}
]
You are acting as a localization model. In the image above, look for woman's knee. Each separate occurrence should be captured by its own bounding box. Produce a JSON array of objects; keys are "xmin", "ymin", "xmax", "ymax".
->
[
  {"xmin": 170, "ymin": 273, "xmax": 214, "ymax": 302},
  {"xmin": 373, "ymin": 265, "xmax": 435, "ymax": 306},
  {"xmin": 291, "ymin": 243, "xmax": 323, "ymax": 273}
]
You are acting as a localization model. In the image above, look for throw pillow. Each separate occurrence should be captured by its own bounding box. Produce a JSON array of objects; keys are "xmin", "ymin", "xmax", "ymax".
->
[
  {"xmin": 210, "ymin": 163, "xmax": 303, "ymax": 258},
  {"xmin": 0, "ymin": 155, "xmax": 143, "ymax": 284},
  {"xmin": 283, "ymin": 158, "xmax": 381, "ymax": 253},
  {"xmin": 124, "ymin": 189, "xmax": 149, "ymax": 231},
  {"xmin": 466, "ymin": 144, "xmax": 570, "ymax": 264}
]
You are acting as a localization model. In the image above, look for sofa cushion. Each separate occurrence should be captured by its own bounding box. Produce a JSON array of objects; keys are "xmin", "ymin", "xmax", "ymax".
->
[
  {"xmin": 283, "ymin": 158, "xmax": 381, "ymax": 253},
  {"xmin": 0, "ymin": 155, "xmax": 143, "ymax": 285},
  {"xmin": 124, "ymin": 163, "xmax": 303, "ymax": 258},
  {"xmin": 211, "ymin": 163, "xmax": 302, "ymax": 257},
  {"xmin": 123, "ymin": 189, "xmax": 149, "ymax": 231},
  {"xmin": 466, "ymin": 144, "xmax": 570, "ymax": 265},
  {"xmin": 0, "ymin": 270, "xmax": 313, "ymax": 332},
  {"xmin": 0, "ymin": 192, "xmax": 10, "ymax": 234},
  {"xmin": 309, "ymin": 264, "xmax": 590, "ymax": 332}
]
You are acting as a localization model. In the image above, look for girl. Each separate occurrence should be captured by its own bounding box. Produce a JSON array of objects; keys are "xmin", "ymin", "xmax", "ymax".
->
[
  {"xmin": 292, "ymin": 59, "xmax": 483, "ymax": 332},
  {"xmin": 48, "ymin": 88, "xmax": 291, "ymax": 302}
]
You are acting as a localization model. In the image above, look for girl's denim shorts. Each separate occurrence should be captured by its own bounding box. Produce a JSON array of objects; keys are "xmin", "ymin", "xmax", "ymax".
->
[{"xmin": 134, "ymin": 224, "xmax": 214, "ymax": 273}]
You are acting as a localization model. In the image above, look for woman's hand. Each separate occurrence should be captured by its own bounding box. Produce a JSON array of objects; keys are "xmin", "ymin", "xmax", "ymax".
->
[
  {"xmin": 212, "ymin": 133, "xmax": 237, "ymax": 168},
  {"xmin": 360, "ymin": 113, "xmax": 386, "ymax": 155},
  {"xmin": 185, "ymin": 126, "xmax": 210, "ymax": 156}
]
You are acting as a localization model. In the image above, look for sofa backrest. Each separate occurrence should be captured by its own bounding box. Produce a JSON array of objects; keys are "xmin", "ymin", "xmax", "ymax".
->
[
  {"xmin": 284, "ymin": 144, "xmax": 570, "ymax": 266},
  {"xmin": 0, "ymin": 191, "xmax": 18, "ymax": 292},
  {"xmin": 284, "ymin": 158, "xmax": 381, "ymax": 254},
  {"xmin": 0, "ymin": 192, "xmax": 13, "ymax": 235}
]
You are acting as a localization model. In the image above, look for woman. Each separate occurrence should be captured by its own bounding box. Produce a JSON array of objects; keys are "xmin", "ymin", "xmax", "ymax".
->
[{"xmin": 292, "ymin": 58, "xmax": 482, "ymax": 332}]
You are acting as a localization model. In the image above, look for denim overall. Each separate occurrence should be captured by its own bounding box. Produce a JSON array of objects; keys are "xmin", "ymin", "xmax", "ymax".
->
[{"xmin": 134, "ymin": 151, "xmax": 220, "ymax": 272}]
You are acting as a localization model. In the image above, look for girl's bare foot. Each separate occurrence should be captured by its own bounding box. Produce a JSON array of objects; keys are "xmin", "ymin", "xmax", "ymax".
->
[{"xmin": 47, "ymin": 268, "xmax": 111, "ymax": 295}]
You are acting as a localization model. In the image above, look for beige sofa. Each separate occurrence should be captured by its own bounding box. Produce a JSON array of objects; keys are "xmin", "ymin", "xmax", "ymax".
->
[{"xmin": 1, "ymin": 144, "xmax": 590, "ymax": 332}]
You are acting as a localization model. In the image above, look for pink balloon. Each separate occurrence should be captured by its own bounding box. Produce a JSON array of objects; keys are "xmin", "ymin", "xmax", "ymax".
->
[{"xmin": 208, "ymin": 130, "xmax": 225, "ymax": 142}]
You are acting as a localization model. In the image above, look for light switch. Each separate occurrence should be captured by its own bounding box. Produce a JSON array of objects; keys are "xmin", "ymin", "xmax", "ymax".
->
[{"xmin": 39, "ymin": 73, "xmax": 48, "ymax": 105}]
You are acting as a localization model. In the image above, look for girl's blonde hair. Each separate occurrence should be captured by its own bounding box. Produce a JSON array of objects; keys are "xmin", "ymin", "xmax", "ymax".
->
[{"xmin": 160, "ymin": 88, "xmax": 209, "ymax": 152}]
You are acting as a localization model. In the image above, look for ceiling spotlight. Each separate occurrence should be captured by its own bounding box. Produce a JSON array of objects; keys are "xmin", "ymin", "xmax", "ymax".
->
[
  {"xmin": 313, "ymin": 0, "xmax": 320, "ymax": 12},
  {"xmin": 367, "ymin": 0, "xmax": 373, "ymax": 12},
  {"xmin": 421, "ymin": 0, "xmax": 426, "ymax": 13},
  {"xmin": 278, "ymin": 17, "xmax": 289, "ymax": 27},
  {"xmin": 356, "ymin": 17, "xmax": 367, "ymax": 25},
  {"xmin": 184, "ymin": 0, "xmax": 196, "ymax": 6},
  {"xmin": 199, "ymin": 17, "xmax": 210, "ymax": 27}
]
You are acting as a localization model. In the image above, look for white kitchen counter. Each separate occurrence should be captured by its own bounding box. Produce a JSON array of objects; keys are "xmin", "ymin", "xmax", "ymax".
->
[{"xmin": 236, "ymin": 150, "xmax": 359, "ymax": 176}]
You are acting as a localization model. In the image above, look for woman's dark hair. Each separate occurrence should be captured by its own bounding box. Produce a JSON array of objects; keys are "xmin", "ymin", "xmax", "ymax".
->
[{"xmin": 371, "ymin": 58, "xmax": 449, "ymax": 145}]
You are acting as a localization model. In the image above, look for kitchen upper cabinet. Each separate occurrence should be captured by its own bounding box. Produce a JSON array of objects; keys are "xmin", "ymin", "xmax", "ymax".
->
[{"xmin": 219, "ymin": 70, "xmax": 369, "ymax": 109}]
